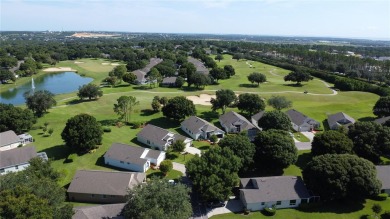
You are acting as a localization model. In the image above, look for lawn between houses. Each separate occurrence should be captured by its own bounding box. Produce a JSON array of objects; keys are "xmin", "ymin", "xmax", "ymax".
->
[{"xmin": 18, "ymin": 56, "xmax": 381, "ymax": 209}]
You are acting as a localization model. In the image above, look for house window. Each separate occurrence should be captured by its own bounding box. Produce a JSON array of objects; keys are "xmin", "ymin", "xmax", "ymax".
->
[
  {"xmin": 301, "ymin": 199, "xmax": 308, "ymax": 204},
  {"xmin": 102, "ymin": 195, "xmax": 107, "ymax": 199},
  {"xmin": 15, "ymin": 166, "xmax": 19, "ymax": 170},
  {"xmin": 290, "ymin": 200, "xmax": 296, "ymax": 206},
  {"xmin": 91, "ymin": 194, "xmax": 95, "ymax": 197},
  {"xmin": 0, "ymin": 169, "xmax": 4, "ymax": 173},
  {"xmin": 120, "ymin": 161, "xmax": 124, "ymax": 164},
  {"xmin": 147, "ymin": 140, "xmax": 150, "ymax": 144},
  {"xmin": 276, "ymin": 201, "xmax": 281, "ymax": 205},
  {"xmin": 261, "ymin": 202, "xmax": 265, "ymax": 205},
  {"xmin": 111, "ymin": 195, "xmax": 115, "ymax": 198}
]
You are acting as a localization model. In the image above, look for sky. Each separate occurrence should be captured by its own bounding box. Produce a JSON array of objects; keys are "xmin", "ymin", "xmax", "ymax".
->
[{"xmin": 1, "ymin": 0, "xmax": 390, "ymax": 40}]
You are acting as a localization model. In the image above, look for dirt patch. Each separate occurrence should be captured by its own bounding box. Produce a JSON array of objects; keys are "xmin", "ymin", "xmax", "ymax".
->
[
  {"xmin": 187, "ymin": 94, "xmax": 216, "ymax": 106},
  {"xmin": 43, "ymin": 67, "xmax": 77, "ymax": 72}
]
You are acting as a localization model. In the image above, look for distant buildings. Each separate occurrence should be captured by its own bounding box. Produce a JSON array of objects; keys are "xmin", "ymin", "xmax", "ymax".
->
[{"xmin": 327, "ymin": 112, "xmax": 355, "ymax": 130}]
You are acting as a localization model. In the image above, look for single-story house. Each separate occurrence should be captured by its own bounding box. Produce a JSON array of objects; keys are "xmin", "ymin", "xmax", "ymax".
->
[
  {"xmin": 240, "ymin": 176, "xmax": 312, "ymax": 211},
  {"xmin": 72, "ymin": 203, "xmax": 125, "ymax": 219},
  {"xmin": 137, "ymin": 124, "xmax": 193, "ymax": 151},
  {"xmin": 219, "ymin": 111, "xmax": 259, "ymax": 141},
  {"xmin": 251, "ymin": 111, "xmax": 265, "ymax": 130},
  {"xmin": 161, "ymin": 77, "xmax": 177, "ymax": 87},
  {"xmin": 327, "ymin": 112, "xmax": 355, "ymax": 130},
  {"xmin": 374, "ymin": 116, "xmax": 390, "ymax": 125},
  {"xmin": 104, "ymin": 143, "xmax": 165, "ymax": 172},
  {"xmin": 376, "ymin": 165, "xmax": 390, "ymax": 195},
  {"xmin": 0, "ymin": 146, "xmax": 47, "ymax": 175},
  {"xmin": 132, "ymin": 58, "xmax": 163, "ymax": 84},
  {"xmin": 181, "ymin": 116, "xmax": 225, "ymax": 140},
  {"xmin": 67, "ymin": 170, "xmax": 146, "ymax": 204},
  {"xmin": 285, "ymin": 109, "xmax": 321, "ymax": 132},
  {"xmin": 0, "ymin": 130, "xmax": 34, "ymax": 151},
  {"xmin": 188, "ymin": 57, "xmax": 209, "ymax": 75}
]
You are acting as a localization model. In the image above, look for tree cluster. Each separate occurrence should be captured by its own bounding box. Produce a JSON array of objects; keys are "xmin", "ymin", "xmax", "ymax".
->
[
  {"xmin": 0, "ymin": 103, "xmax": 36, "ymax": 134},
  {"xmin": 211, "ymin": 89, "xmax": 237, "ymax": 114},
  {"xmin": 162, "ymin": 96, "xmax": 196, "ymax": 120},
  {"xmin": 77, "ymin": 83, "xmax": 103, "ymax": 100},
  {"xmin": 24, "ymin": 90, "xmax": 57, "ymax": 117}
]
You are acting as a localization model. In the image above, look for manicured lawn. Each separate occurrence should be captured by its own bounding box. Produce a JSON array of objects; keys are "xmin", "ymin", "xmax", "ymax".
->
[
  {"xmin": 211, "ymin": 198, "xmax": 390, "ymax": 219},
  {"xmin": 146, "ymin": 169, "xmax": 183, "ymax": 180},
  {"xmin": 293, "ymin": 132, "xmax": 310, "ymax": 142}
]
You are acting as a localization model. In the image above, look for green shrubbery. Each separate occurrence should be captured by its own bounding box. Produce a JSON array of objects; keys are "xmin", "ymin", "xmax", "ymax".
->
[{"xmin": 262, "ymin": 206, "xmax": 276, "ymax": 216}]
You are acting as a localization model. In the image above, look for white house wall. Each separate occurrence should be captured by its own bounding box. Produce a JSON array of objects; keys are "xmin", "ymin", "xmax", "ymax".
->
[
  {"xmin": 181, "ymin": 126, "xmax": 199, "ymax": 140},
  {"xmin": 0, "ymin": 163, "xmax": 30, "ymax": 175},
  {"xmin": 104, "ymin": 156, "xmax": 146, "ymax": 172},
  {"xmin": 137, "ymin": 136, "xmax": 165, "ymax": 151},
  {"xmin": 0, "ymin": 142, "xmax": 21, "ymax": 151},
  {"xmin": 146, "ymin": 152, "xmax": 166, "ymax": 166},
  {"xmin": 245, "ymin": 199, "xmax": 303, "ymax": 211}
]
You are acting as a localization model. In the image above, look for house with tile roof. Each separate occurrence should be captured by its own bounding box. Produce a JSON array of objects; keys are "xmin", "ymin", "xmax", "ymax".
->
[
  {"xmin": 374, "ymin": 116, "xmax": 390, "ymax": 125},
  {"xmin": 0, "ymin": 130, "xmax": 34, "ymax": 151},
  {"xmin": 240, "ymin": 176, "xmax": 312, "ymax": 211},
  {"xmin": 285, "ymin": 109, "xmax": 320, "ymax": 132},
  {"xmin": 188, "ymin": 57, "xmax": 209, "ymax": 75},
  {"xmin": 72, "ymin": 204, "xmax": 125, "ymax": 219},
  {"xmin": 104, "ymin": 143, "xmax": 165, "ymax": 172},
  {"xmin": 327, "ymin": 112, "xmax": 355, "ymax": 130},
  {"xmin": 137, "ymin": 124, "xmax": 192, "ymax": 151},
  {"xmin": 67, "ymin": 170, "xmax": 145, "ymax": 203},
  {"xmin": 251, "ymin": 111, "xmax": 265, "ymax": 129},
  {"xmin": 376, "ymin": 165, "xmax": 390, "ymax": 195},
  {"xmin": 181, "ymin": 116, "xmax": 224, "ymax": 140},
  {"xmin": 132, "ymin": 58, "xmax": 163, "ymax": 84}
]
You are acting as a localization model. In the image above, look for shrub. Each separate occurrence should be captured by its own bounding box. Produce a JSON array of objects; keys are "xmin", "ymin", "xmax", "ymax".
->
[
  {"xmin": 132, "ymin": 122, "xmax": 144, "ymax": 129},
  {"xmin": 262, "ymin": 206, "xmax": 276, "ymax": 216},
  {"xmin": 103, "ymin": 127, "xmax": 112, "ymax": 132},
  {"xmin": 382, "ymin": 211, "xmax": 390, "ymax": 219},
  {"xmin": 374, "ymin": 193, "xmax": 388, "ymax": 201},
  {"xmin": 243, "ymin": 208, "xmax": 250, "ymax": 215}
]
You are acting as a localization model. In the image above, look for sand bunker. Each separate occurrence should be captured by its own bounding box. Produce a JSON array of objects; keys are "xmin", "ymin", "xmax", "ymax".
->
[
  {"xmin": 74, "ymin": 61, "xmax": 84, "ymax": 64},
  {"xmin": 111, "ymin": 63, "xmax": 120, "ymax": 66},
  {"xmin": 102, "ymin": 63, "xmax": 110, "ymax": 65},
  {"xmin": 43, "ymin": 67, "xmax": 76, "ymax": 72},
  {"xmin": 186, "ymin": 94, "xmax": 216, "ymax": 106}
]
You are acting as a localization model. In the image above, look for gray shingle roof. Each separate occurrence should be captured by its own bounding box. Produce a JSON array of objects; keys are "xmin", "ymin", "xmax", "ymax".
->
[
  {"xmin": 376, "ymin": 165, "xmax": 390, "ymax": 190},
  {"xmin": 137, "ymin": 124, "xmax": 190, "ymax": 147},
  {"xmin": 181, "ymin": 116, "xmax": 224, "ymax": 136},
  {"xmin": 0, "ymin": 130, "xmax": 21, "ymax": 147},
  {"xmin": 374, "ymin": 116, "xmax": 390, "ymax": 125},
  {"xmin": 73, "ymin": 203, "xmax": 125, "ymax": 219},
  {"xmin": 251, "ymin": 111, "xmax": 265, "ymax": 122},
  {"xmin": 162, "ymin": 77, "xmax": 177, "ymax": 84},
  {"xmin": 220, "ymin": 111, "xmax": 256, "ymax": 131},
  {"xmin": 327, "ymin": 112, "xmax": 355, "ymax": 129},
  {"xmin": 132, "ymin": 70, "xmax": 146, "ymax": 82},
  {"xmin": 286, "ymin": 109, "xmax": 319, "ymax": 126},
  {"xmin": 188, "ymin": 57, "xmax": 209, "ymax": 74},
  {"xmin": 67, "ymin": 170, "xmax": 145, "ymax": 196},
  {"xmin": 240, "ymin": 176, "xmax": 311, "ymax": 203},
  {"xmin": 105, "ymin": 143, "xmax": 148, "ymax": 166},
  {"xmin": 0, "ymin": 146, "xmax": 37, "ymax": 169}
]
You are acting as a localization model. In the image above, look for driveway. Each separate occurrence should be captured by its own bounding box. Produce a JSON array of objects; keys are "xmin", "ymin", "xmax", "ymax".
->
[
  {"xmin": 185, "ymin": 146, "xmax": 202, "ymax": 156},
  {"xmin": 172, "ymin": 162, "xmax": 186, "ymax": 175},
  {"xmin": 206, "ymin": 199, "xmax": 243, "ymax": 218},
  {"xmin": 301, "ymin": 131, "xmax": 315, "ymax": 142},
  {"xmin": 295, "ymin": 142, "xmax": 312, "ymax": 150}
]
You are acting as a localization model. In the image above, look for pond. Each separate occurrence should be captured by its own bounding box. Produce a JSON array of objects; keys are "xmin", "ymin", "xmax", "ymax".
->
[{"xmin": 0, "ymin": 72, "xmax": 93, "ymax": 105}]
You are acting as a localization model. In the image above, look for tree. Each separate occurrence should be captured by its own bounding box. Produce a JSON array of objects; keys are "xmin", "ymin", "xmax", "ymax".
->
[
  {"xmin": 0, "ymin": 69, "xmax": 16, "ymax": 83},
  {"xmin": 159, "ymin": 160, "xmax": 173, "ymax": 175},
  {"xmin": 175, "ymin": 76, "xmax": 185, "ymax": 88},
  {"xmin": 267, "ymin": 95, "xmax": 292, "ymax": 111},
  {"xmin": 172, "ymin": 139, "xmax": 186, "ymax": 152},
  {"xmin": 0, "ymin": 103, "xmax": 36, "ymax": 134},
  {"xmin": 48, "ymin": 128, "xmax": 54, "ymax": 136},
  {"xmin": 109, "ymin": 65, "xmax": 127, "ymax": 82},
  {"xmin": 123, "ymin": 179, "xmax": 192, "ymax": 219},
  {"xmin": 258, "ymin": 110, "xmax": 292, "ymax": 131},
  {"xmin": 218, "ymin": 134, "xmax": 255, "ymax": 172},
  {"xmin": 123, "ymin": 72, "xmax": 137, "ymax": 85},
  {"xmin": 151, "ymin": 99, "xmax": 161, "ymax": 112},
  {"xmin": 372, "ymin": 204, "xmax": 382, "ymax": 218},
  {"xmin": 302, "ymin": 154, "xmax": 381, "ymax": 201},
  {"xmin": 237, "ymin": 93, "xmax": 266, "ymax": 116},
  {"xmin": 211, "ymin": 89, "xmax": 237, "ymax": 114},
  {"xmin": 159, "ymin": 97, "xmax": 169, "ymax": 106},
  {"xmin": 105, "ymin": 76, "xmax": 119, "ymax": 87},
  {"xmin": 224, "ymin": 65, "xmax": 235, "ymax": 78},
  {"xmin": 186, "ymin": 147, "xmax": 241, "ymax": 201},
  {"xmin": 0, "ymin": 158, "xmax": 72, "ymax": 219},
  {"xmin": 232, "ymin": 53, "xmax": 243, "ymax": 61},
  {"xmin": 284, "ymin": 71, "xmax": 313, "ymax": 85},
  {"xmin": 77, "ymin": 83, "xmax": 103, "ymax": 100},
  {"xmin": 24, "ymin": 90, "xmax": 56, "ymax": 117},
  {"xmin": 311, "ymin": 130, "xmax": 354, "ymax": 156},
  {"xmin": 61, "ymin": 114, "xmax": 103, "ymax": 152},
  {"xmin": 348, "ymin": 121, "xmax": 390, "ymax": 164},
  {"xmin": 254, "ymin": 129, "xmax": 297, "ymax": 170},
  {"xmin": 148, "ymin": 67, "xmax": 162, "ymax": 87},
  {"xmin": 113, "ymin": 96, "xmax": 139, "ymax": 123},
  {"xmin": 373, "ymin": 96, "xmax": 390, "ymax": 117},
  {"xmin": 215, "ymin": 54, "xmax": 224, "ymax": 62},
  {"xmin": 189, "ymin": 73, "xmax": 210, "ymax": 89},
  {"xmin": 209, "ymin": 134, "xmax": 218, "ymax": 144},
  {"xmin": 210, "ymin": 67, "xmax": 227, "ymax": 83},
  {"xmin": 247, "ymin": 72, "xmax": 267, "ymax": 86},
  {"xmin": 162, "ymin": 96, "xmax": 196, "ymax": 120}
]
